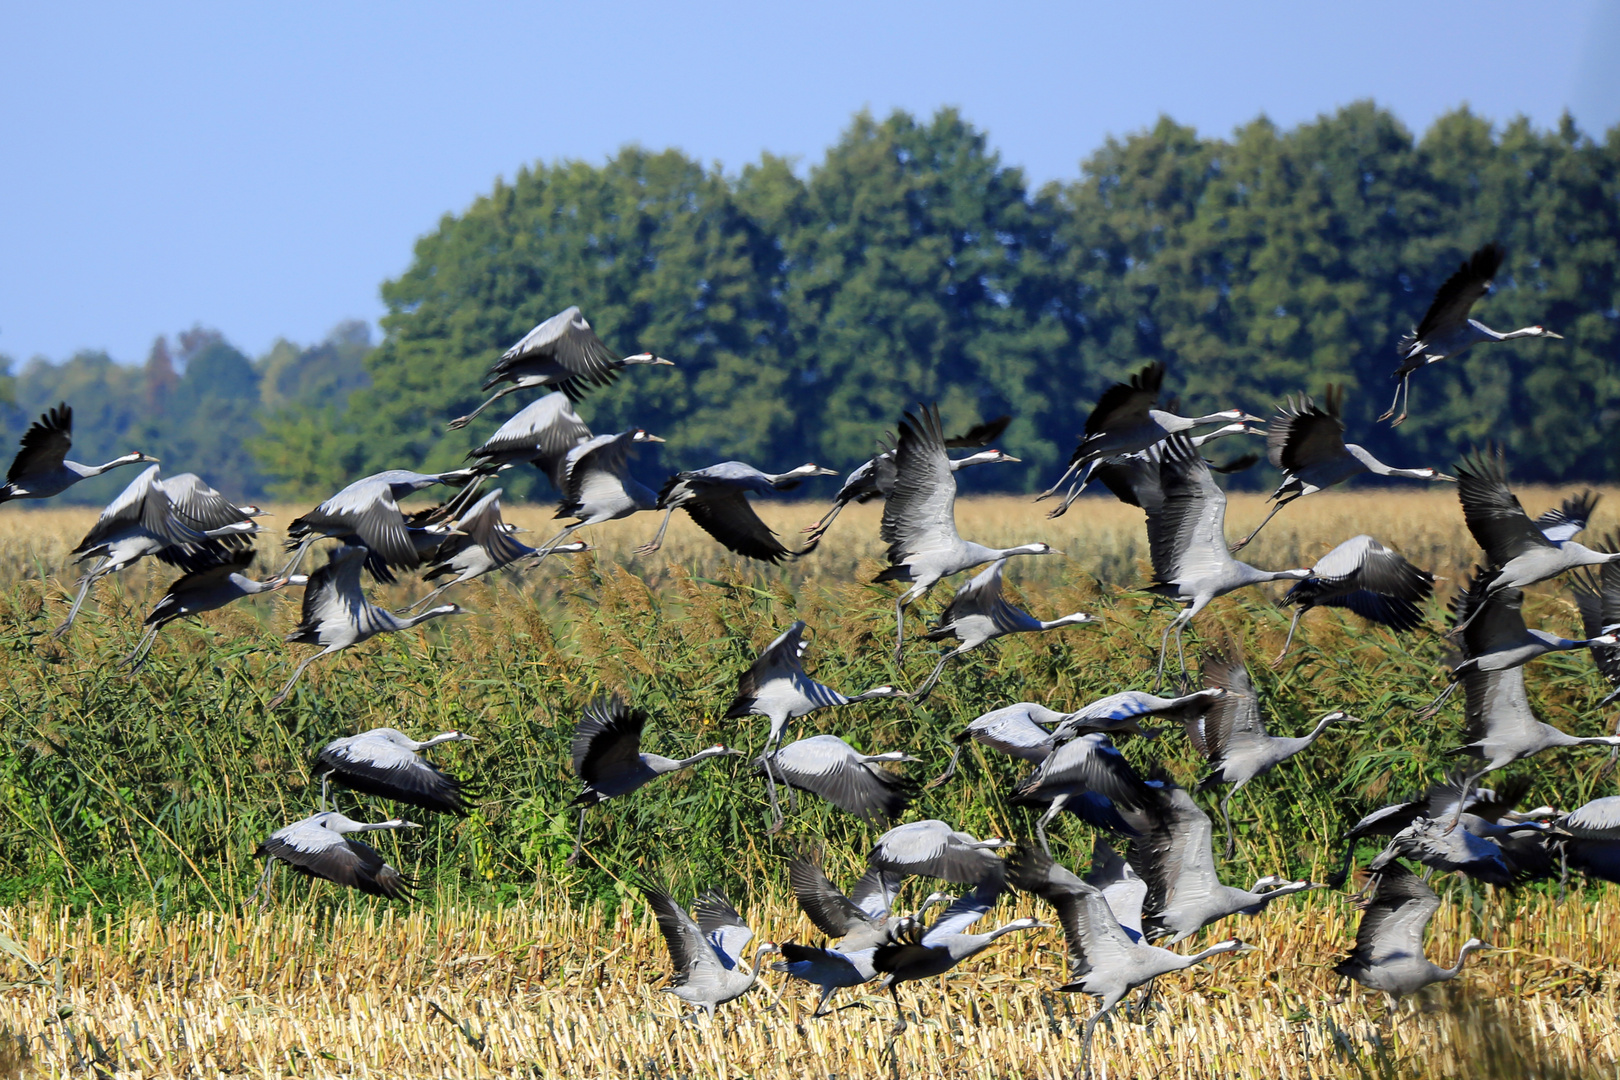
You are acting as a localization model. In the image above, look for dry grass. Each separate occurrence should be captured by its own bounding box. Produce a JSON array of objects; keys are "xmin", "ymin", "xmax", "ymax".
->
[{"xmin": 1, "ymin": 885, "xmax": 1616, "ymax": 1079}]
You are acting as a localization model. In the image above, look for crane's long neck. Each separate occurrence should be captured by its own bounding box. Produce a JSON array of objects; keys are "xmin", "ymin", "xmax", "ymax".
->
[
  {"xmin": 665, "ymin": 746, "xmax": 733, "ymax": 773},
  {"xmin": 1036, "ymin": 612, "xmax": 1093, "ymax": 631},
  {"xmin": 1498, "ymin": 326, "xmax": 1544, "ymax": 341},
  {"xmin": 742, "ymin": 944, "xmax": 774, "ymax": 986},
  {"xmin": 991, "ymin": 543, "xmax": 1052, "ymax": 560},
  {"xmin": 80, "ymin": 453, "xmax": 144, "ymax": 478},
  {"xmin": 1444, "ymin": 943, "xmax": 1483, "ymax": 979},
  {"xmin": 413, "ymin": 732, "xmax": 466, "ymax": 751},
  {"xmin": 1252, "ymin": 879, "xmax": 1314, "ymax": 904},
  {"xmin": 401, "ymin": 605, "xmax": 459, "ymax": 630},
  {"xmin": 1183, "ymin": 939, "xmax": 1245, "ymax": 967}
]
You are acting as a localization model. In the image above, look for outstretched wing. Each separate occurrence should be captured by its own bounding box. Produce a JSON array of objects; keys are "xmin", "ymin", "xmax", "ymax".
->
[
  {"xmin": 1413, "ymin": 244, "xmax": 1504, "ymax": 345},
  {"xmin": 8, "ymin": 403, "xmax": 73, "ymax": 481}
]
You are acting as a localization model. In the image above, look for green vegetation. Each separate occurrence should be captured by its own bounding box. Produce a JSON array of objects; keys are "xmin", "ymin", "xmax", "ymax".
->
[{"xmin": 3, "ymin": 104, "xmax": 1616, "ymax": 507}]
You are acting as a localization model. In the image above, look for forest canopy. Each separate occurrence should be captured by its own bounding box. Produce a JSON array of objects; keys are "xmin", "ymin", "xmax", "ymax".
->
[{"xmin": 6, "ymin": 102, "xmax": 1617, "ymax": 503}]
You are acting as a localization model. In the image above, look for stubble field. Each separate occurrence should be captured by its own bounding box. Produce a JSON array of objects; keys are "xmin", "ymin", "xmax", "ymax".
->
[{"xmin": 1, "ymin": 488, "xmax": 1618, "ymax": 1078}]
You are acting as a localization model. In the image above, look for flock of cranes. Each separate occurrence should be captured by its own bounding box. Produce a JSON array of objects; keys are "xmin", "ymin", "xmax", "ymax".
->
[{"xmin": 9, "ymin": 245, "xmax": 1617, "ymax": 1072}]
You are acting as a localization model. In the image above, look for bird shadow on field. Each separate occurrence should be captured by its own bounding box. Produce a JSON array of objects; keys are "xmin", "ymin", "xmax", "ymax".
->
[{"xmin": 1330, "ymin": 984, "xmax": 1593, "ymax": 1080}]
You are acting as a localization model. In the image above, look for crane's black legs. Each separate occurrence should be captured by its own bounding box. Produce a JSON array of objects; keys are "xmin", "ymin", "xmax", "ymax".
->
[
  {"xmin": 888, "ymin": 983, "xmax": 908, "ymax": 1037},
  {"xmin": 1035, "ymin": 795, "xmax": 1067, "ymax": 857},
  {"xmin": 447, "ymin": 385, "xmax": 517, "ymax": 431},
  {"xmin": 1231, "ymin": 500, "xmax": 1286, "ymax": 553},
  {"xmin": 1273, "ymin": 607, "xmax": 1307, "ymax": 665},
  {"xmin": 531, "ymin": 523, "xmax": 584, "ymax": 562},
  {"xmin": 1377, "ymin": 376, "xmax": 1410, "ymax": 427},
  {"xmin": 53, "ymin": 558, "xmax": 111, "ymax": 639},
  {"xmin": 635, "ymin": 509, "xmax": 677, "ymax": 558},
  {"xmin": 909, "ymin": 653, "xmax": 954, "ymax": 702},
  {"xmin": 1155, "ymin": 614, "xmax": 1190, "ymax": 694},
  {"xmin": 567, "ymin": 807, "xmax": 588, "ymax": 866},
  {"xmin": 1220, "ymin": 788, "xmax": 1238, "ymax": 859},
  {"xmin": 268, "ymin": 650, "xmax": 332, "ymax": 709},
  {"xmin": 926, "ymin": 745, "xmax": 964, "ymax": 789},
  {"xmin": 118, "ymin": 625, "xmax": 162, "ymax": 673}
]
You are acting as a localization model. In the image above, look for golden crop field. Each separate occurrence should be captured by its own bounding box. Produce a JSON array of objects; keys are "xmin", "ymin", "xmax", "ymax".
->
[{"xmin": 0, "ymin": 486, "xmax": 1617, "ymax": 1079}]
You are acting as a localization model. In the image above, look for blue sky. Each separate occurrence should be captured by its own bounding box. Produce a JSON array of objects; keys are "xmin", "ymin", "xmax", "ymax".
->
[{"xmin": 3, "ymin": 1, "xmax": 1615, "ymax": 366}]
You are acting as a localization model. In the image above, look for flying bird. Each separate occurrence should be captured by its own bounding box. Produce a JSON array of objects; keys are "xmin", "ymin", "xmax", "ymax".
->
[
  {"xmin": 867, "ymin": 819, "xmax": 1010, "ymax": 884},
  {"xmin": 875, "ymin": 405, "xmax": 1061, "ymax": 660},
  {"xmin": 642, "ymin": 886, "xmax": 777, "ymax": 1020},
  {"xmin": 450, "ymin": 306, "xmax": 673, "ymax": 428},
  {"xmin": 316, "ymin": 727, "xmax": 479, "ymax": 816},
  {"xmin": 1232, "ymin": 387, "xmax": 1452, "ymax": 551},
  {"xmin": 1039, "ymin": 363, "xmax": 1259, "ymax": 517},
  {"xmin": 122, "ymin": 547, "xmax": 299, "ymax": 671},
  {"xmin": 1010, "ymin": 733, "xmax": 1164, "ymax": 851},
  {"xmin": 0, "ymin": 403, "xmax": 154, "ymax": 504},
  {"xmin": 1006, "ymin": 843, "xmax": 1249, "ymax": 1077},
  {"xmin": 530, "ymin": 429, "xmax": 665, "ymax": 557},
  {"xmin": 1138, "ymin": 435, "xmax": 1311, "ymax": 689},
  {"xmin": 406, "ymin": 487, "xmax": 588, "ymax": 611},
  {"xmin": 757, "ymin": 735, "xmax": 917, "ymax": 824},
  {"xmin": 1334, "ymin": 864, "xmax": 1488, "ymax": 1002},
  {"xmin": 1382, "ymin": 244, "xmax": 1562, "ymax": 425},
  {"xmin": 637, "ymin": 461, "xmax": 836, "ymax": 562},
  {"xmin": 909, "ymin": 558, "xmax": 1097, "ymax": 700},
  {"xmin": 800, "ymin": 415, "xmax": 1015, "ymax": 546},
  {"xmin": 567, "ymin": 694, "xmax": 740, "ymax": 864},
  {"xmin": 281, "ymin": 469, "xmax": 479, "ymax": 581},
  {"xmin": 255, "ymin": 811, "xmax": 417, "ymax": 900},
  {"xmin": 1275, "ymin": 536, "xmax": 1434, "ymax": 661},
  {"xmin": 1187, "ymin": 645, "xmax": 1359, "ymax": 856},
  {"xmin": 267, "ymin": 545, "xmax": 465, "ymax": 708},
  {"xmin": 463, "ymin": 391, "xmax": 593, "ymax": 486}
]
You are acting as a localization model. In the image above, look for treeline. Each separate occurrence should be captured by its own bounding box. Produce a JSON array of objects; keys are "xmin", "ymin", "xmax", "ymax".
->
[
  {"xmin": 13, "ymin": 103, "xmax": 1620, "ymax": 503},
  {"xmin": 0, "ymin": 323, "xmax": 371, "ymax": 505}
]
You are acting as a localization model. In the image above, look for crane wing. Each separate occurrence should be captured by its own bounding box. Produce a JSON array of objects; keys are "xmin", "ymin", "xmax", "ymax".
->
[
  {"xmin": 1005, "ymin": 843, "xmax": 1137, "ymax": 978},
  {"xmin": 1351, "ymin": 864, "xmax": 1439, "ymax": 964},
  {"xmin": 487, "ymin": 307, "xmax": 622, "ymax": 399},
  {"xmin": 642, "ymin": 888, "xmax": 723, "ymax": 983},
  {"xmin": 570, "ymin": 695, "xmax": 647, "ymax": 783},
  {"xmin": 1536, "ymin": 491, "xmax": 1599, "ymax": 544},
  {"xmin": 1198, "ymin": 646, "xmax": 1266, "ymax": 761},
  {"xmin": 1146, "ymin": 435, "xmax": 1232, "ymax": 585},
  {"xmin": 1455, "ymin": 448, "xmax": 1551, "ymax": 565},
  {"xmin": 1570, "ymin": 560, "xmax": 1620, "ymax": 692},
  {"xmin": 1412, "ymin": 243, "xmax": 1504, "ymax": 345},
  {"xmin": 683, "ymin": 489, "xmax": 796, "ymax": 563},
  {"xmin": 945, "ymin": 414, "xmax": 1011, "ymax": 449},
  {"xmin": 771, "ymin": 741, "xmax": 912, "ymax": 822},
  {"xmin": 881, "ymin": 405, "xmax": 959, "ymax": 560},
  {"xmin": 7, "ymin": 403, "xmax": 72, "ymax": 481},
  {"xmin": 1084, "ymin": 363, "xmax": 1165, "ymax": 440},
  {"xmin": 1461, "ymin": 667, "xmax": 1543, "ymax": 749},
  {"xmin": 1270, "ymin": 392, "xmax": 1346, "ymax": 473},
  {"xmin": 788, "ymin": 857, "xmax": 874, "ymax": 939},
  {"xmin": 692, "ymin": 888, "xmax": 755, "ymax": 969}
]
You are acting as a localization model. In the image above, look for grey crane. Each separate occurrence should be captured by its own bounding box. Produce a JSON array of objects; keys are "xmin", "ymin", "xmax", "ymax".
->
[
  {"xmin": 1452, "ymin": 448, "xmax": 1619, "ymax": 626},
  {"xmin": 1085, "ymin": 839, "xmax": 1150, "ymax": 942},
  {"xmin": 255, "ymin": 811, "xmax": 417, "ymax": 900},
  {"xmin": 1187, "ymin": 645, "xmax": 1360, "ymax": 856},
  {"xmin": 1344, "ymin": 774, "xmax": 1543, "ymax": 850},
  {"xmin": 56, "ymin": 465, "xmax": 261, "ymax": 637},
  {"xmin": 1128, "ymin": 782, "xmax": 1319, "ymax": 944},
  {"xmin": 1049, "ymin": 688, "xmax": 1225, "ymax": 742},
  {"xmin": 405, "ymin": 488, "xmax": 588, "ymax": 612},
  {"xmin": 0, "ymin": 403, "xmax": 154, "ymax": 503},
  {"xmin": 776, "ymin": 859, "xmax": 951, "ymax": 1016},
  {"xmin": 1570, "ymin": 556, "xmax": 1620, "ymax": 710},
  {"xmin": 316, "ymin": 727, "xmax": 478, "ymax": 816},
  {"xmin": 876, "ymin": 405, "xmax": 1061, "ymax": 661},
  {"xmin": 641, "ymin": 886, "xmax": 777, "ymax": 1020},
  {"xmin": 449, "ymin": 306, "xmax": 673, "ymax": 429},
  {"xmin": 867, "ymin": 818, "xmax": 1010, "ymax": 884},
  {"xmin": 1232, "ymin": 387, "xmax": 1452, "ymax": 550},
  {"xmin": 1422, "ymin": 570, "xmax": 1616, "ymax": 718},
  {"xmin": 1006, "ymin": 843, "xmax": 1249, "ymax": 1078},
  {"xmin": 464, "ymin": 391, "xmax": 592, "ymax": 485},
  {"xmin": 1010, "ymin": 733, "xmax": 1164, "ymax": 851},
  {"xmin": 1550, "ymin": 797, "xmax": 1620, "ymax": 887},
  {"xmin": 800, "ymin": 414, "xmax": 1014, "ymax": 546},
  {"xmin": 872, "ymin": 875, "xmax": 1045, "ymax": 1036},
  {"xmin": 771, "ymin": 942, "xmax": 882, "ymax": 1018},
  {"xmin": 280, "ymin": 468, "xmax": 480, "ymax": 581},
  {"xmin": 1537, "ymin": 492, "xmax": 1600, "ymax": 544},
  {"xmin": 636, "ymin": 460, "xmax": 835, "ymax": 562},
  {"xmin": 1381, "ymin": 244, "xmax": 1562, "ymax": 425},
  {"xmin": 567, "ymin": 694, "xmax": 740, "ymax": 864},
  {"xmin": 1275, "ymin": 535, "xmax": 1435, "ymax": 661},
  {"xmin": 757, "ymin": 735, "xmax": 917, "ymax": 824},
  {"xmin": 724, "ymin": 621, "xmax": 903, "ymax": 831},
  {"xmin": 1139, "ymin": 434, "xmax": 1312, "ymax": 689},
  {"xmin": 1446, "ymin": 663, "xmax": 1620, "ymax": 817},
  {"xmin": 786, "ymin": 855, "xmax": 950, "ymax": 953},
  {"xmin": 929, "ymin": 691, "xmax": 1210, "ymax": 787},
  {"xmin": 1334, "ymin": 864, "xmax": 1488, "ymax": 1003},
  {"xmin": 1090, "ymin": 422, "xmax": 1260, "ymax": 513},
  {"xmin": 530, "ymin": 428, "xmax": 665, "ymax": 558},
  {"xmin": 267, "ymin": 545, "xmax": 465, "ymax": 708},
  {"xmin": 910, "ymin": 558, "xmax": 1098, "ymax": 700},
  {"xmin": 1366, "ymin": 814, "xmax": 1550, "ymax": 888},
  {"xmin": 1039, "ymin": 362, "xmax": 1259, "ymax": 517},
  {"xmin": 122, "ymin": 547, "xmax": 300, "ymax": 671}
]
